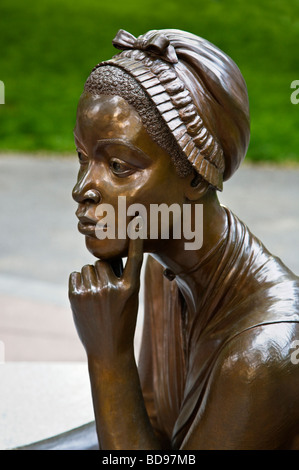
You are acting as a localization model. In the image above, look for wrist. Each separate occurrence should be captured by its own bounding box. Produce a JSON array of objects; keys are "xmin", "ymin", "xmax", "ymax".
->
[{"xmin": 87, "ymin": 347, "xmax": 136, "ymax": 372}]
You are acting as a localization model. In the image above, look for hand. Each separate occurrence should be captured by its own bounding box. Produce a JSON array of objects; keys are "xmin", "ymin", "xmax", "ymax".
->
[{"xmin": 68, "ymin": 234, "xmax": 144, "ymax": 362}]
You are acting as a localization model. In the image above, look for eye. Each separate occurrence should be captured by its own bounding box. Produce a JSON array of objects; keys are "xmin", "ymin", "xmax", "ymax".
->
[
  {"xmin": 110, "ymin": 158, "xmax": 136, "ymax": 177},
  {"xmin": 77, "ymin": 150, "xmax": 88, "ymax": 165}
]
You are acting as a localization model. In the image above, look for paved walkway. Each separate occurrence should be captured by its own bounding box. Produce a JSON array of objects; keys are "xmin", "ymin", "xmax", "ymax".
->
[{"xmin": 0, "ymin": 154, "xmax": 298, "ymax": 363}]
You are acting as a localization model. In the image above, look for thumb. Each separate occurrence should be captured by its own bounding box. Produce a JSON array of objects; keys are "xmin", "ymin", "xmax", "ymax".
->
[{"xmin": 123, "ymin": 216, "xmax": 145, "ymax": 282}]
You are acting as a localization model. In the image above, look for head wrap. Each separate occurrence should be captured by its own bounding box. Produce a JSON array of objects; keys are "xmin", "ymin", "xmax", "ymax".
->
[{"xmin": 91, "ymin": 29, "xmax": 250, "ymax": 191}]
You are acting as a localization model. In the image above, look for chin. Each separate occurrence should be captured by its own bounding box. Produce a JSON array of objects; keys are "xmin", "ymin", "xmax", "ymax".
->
[{"xmin": 84, "ymin": 235, "xmax": 129, "ymax": 260}]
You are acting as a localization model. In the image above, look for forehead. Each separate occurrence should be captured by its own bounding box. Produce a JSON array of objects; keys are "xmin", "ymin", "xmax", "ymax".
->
[
  {"xmin": 74, "ymin": 92, "xmax": 143, "ymax": 143},
  {"xmin": 74, "ymin": 92, "xmax": 176, "ymax": 171}
]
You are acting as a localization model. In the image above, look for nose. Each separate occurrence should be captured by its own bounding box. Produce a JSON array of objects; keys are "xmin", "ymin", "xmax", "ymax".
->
[
  {"xmin": 72, "ymin": 166, "xmax": 102, "ymax": 204},
  {"xmin": 83, "ymin": 188, "xmax": 101, "ymax": 203},
  {"xmin": 72, "ymin": 162, "xmax": 102, "ymax": 204},
  {"xmin": 72, "ymin": 186, "xmax": 101, "ymax": 204}
]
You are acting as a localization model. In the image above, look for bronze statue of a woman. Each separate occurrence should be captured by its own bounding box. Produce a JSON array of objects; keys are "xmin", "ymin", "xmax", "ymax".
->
[{"xmin": 69, "ymin": 29, "xmax": 299, "ymax": 450}]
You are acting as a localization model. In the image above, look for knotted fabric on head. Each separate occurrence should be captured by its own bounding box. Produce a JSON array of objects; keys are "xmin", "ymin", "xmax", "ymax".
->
[
  {"xmin": 112, "ymin": 29, "xmax": 179, "ymax": 64},
  {"xmin": 93, "ymin": 29, "xmax": 250, "ymax": 190}
]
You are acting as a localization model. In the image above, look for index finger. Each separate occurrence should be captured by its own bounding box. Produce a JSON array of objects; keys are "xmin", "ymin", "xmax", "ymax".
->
[{"xmin": 123, "ymin": 218, "xmax": 144, "ymax": 282}]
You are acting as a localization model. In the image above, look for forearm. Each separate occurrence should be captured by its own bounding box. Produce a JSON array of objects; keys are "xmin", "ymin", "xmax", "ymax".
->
[{"xmin": 88, "ymin": 350, "xmax": 163, "ymax": 450}]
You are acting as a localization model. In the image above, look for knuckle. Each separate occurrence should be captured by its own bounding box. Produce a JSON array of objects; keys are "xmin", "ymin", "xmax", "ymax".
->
[
  {"xmin": 81, "ymin": 264, "xmax": 92, "ymax": 273},
  {"xmin": 121, "ymin": 280, "xmax": 138, "ymax": 296},
  {"xmin": 69, "ymin": 287, "xmax": 84, "ymax": 299},
  {"xmin": 95, "ymin": 260, "xmax": 106, "ymax": 270}
]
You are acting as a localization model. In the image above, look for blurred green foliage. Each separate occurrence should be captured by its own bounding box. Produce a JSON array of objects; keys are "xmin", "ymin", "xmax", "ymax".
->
[{"xmin": 0, "ymin": 0, "xmax": 298, "ymax": 162}]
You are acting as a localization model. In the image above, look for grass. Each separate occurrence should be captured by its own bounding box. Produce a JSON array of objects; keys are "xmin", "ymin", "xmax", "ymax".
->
[{"xmin": 0, "ymin": 0, "xmax": 298, "ymax": 163}]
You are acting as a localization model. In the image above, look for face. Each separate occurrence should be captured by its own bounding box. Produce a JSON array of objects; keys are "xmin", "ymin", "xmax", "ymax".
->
[{"xmin": 72, "ymin": 92, "xmax": 190, "ymax": 260}]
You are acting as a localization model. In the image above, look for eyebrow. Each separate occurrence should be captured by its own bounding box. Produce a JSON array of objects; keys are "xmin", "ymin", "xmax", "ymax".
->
[
  {"xmin": 96, "ymin": 138, "xmax": 152, "ymax": 163},
  {"xmin": 73, "ymin": 131, "xmax": 88, "ymax": 154}
]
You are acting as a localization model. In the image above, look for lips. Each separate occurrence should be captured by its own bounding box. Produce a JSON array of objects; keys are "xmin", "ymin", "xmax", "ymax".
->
[
  {"xmin": 77, "ymin": 220, "xmax": 97, "ymax": 236},
  {"xmin": 77, "ymin": 216, "xmax": 108, "ymax": 237}
]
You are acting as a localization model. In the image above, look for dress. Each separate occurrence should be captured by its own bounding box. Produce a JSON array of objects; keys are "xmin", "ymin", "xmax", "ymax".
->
[{"xmin": 139, "ymin": 207, "xmax": 299, "ymax": 449}]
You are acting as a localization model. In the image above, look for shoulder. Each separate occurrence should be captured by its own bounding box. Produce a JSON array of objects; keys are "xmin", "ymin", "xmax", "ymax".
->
[
  {"xmin": 182, "ymin": 321, "xmax": 299, "ymax": 449},
  {"xmin": 215, "ymin": 321, "xmax": 299, "ymax": 387},
  {"xmin": 207, "ymin": 321, "xmax": 299, "ymax": 431}
]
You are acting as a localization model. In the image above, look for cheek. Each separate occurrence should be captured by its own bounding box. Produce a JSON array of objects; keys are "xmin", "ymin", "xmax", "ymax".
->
[{"xmin": 137, "ymin": 181, "xmax": 186, "ymax": 209}]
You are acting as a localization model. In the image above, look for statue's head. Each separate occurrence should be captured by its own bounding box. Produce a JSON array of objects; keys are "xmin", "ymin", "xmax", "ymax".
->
[{"xmin": 73, "ymin": 29, "xmax": 250, "ymax": 259}]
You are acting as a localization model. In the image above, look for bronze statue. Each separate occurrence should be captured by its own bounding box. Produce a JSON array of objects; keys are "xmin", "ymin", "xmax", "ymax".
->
[{"xmin": 69, "ymin": 29, "xmax": 299, "ymax": 450}]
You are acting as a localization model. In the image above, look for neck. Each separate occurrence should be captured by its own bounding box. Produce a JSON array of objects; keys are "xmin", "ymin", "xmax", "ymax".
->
[{"xmin": 151, "ymin": 190, "xmax": 228, "ymax": 317}]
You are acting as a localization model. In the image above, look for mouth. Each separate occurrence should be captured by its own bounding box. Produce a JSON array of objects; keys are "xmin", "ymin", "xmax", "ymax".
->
[
  {"xmin": 77, "ymin": 221, "xmax": 97, "ymax": 237},
  {"xmin": 77, "ymin": 220, "xmax": 109, "ymax": 237}
]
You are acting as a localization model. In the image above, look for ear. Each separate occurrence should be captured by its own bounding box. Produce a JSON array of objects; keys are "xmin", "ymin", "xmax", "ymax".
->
[{"xmin": 183, "ymin": 171, "xmax": 211, "ymax": 201}]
